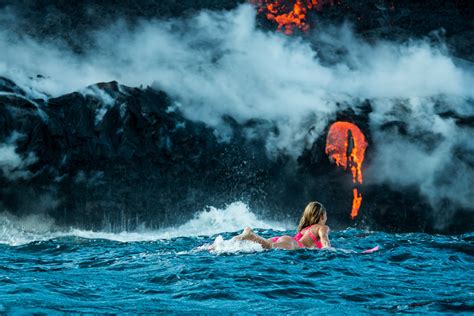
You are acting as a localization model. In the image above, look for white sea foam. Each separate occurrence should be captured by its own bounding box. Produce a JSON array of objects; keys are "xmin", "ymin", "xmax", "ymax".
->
[
  {"xmin": 197, "ymin": 235, "xmax": 265, "ymax": 254},
  {"xmin": 0, "ymin": 201, "xmax": 289, "ymax": 246},
  {"xmin": 0, "ymin": 212, "xmax": 57, "ymax": 246}
]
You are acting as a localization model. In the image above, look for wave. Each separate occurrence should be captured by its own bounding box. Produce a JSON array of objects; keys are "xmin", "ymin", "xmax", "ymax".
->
[
  {"xmin": 0, "ymin": 201, "xmax": 290, "ymax": 246},
  {"xmin": 195, "ymin": 235, "xmax": 267, "ymax": 254}
]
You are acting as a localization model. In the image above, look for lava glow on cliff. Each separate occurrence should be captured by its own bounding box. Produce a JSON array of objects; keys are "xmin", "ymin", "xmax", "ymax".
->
[
  {"xmin": 249, "ymin": 0, "xmax": 319, "ymax": 35},
  {"xmin": 325, "ymin": 122, "xmax": 368, "ymax": 219}
]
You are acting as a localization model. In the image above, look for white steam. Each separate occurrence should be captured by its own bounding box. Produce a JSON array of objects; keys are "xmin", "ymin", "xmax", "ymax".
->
[
  {"xmin": 0, "ymin": 4, "xmax": 473, "ymax": 219},
  {"xmin": 0, "ymin": 132, "xmax": 38, "ymax": 180},
  {"xmin": 367, "ymin": 97, "xmax": 474, "ymax": 221}
]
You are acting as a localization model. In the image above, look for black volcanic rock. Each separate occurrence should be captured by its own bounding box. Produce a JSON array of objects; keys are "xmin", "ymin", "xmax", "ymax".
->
[
  {"xmin": 2, "ymin": 0, "xmax": 474, "ymax": 60},
  {"xmin": 1, "ymin": 0, "xmax": 473, "ymax": 233},
  {"xmin": 0, "ymin": 78, "xmax": 281, "ymax": 229},
  {"xmin": 1, "ymin": 77, "xmax": 472, "ymax": 233},
  {"xmin": 1, "ymin": 0, "xmax": 244, "ymax": 52}
]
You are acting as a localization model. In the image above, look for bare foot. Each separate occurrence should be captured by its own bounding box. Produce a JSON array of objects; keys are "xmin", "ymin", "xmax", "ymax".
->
[{"xmin": 233, "ymin": 227, "xmax": 253, "ymax": 241}]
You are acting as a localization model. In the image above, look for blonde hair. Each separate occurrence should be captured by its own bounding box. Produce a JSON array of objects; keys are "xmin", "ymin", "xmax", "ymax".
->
[{"xmin": 297, "ymin": 201, "xmax": 327, "ymax": 232}]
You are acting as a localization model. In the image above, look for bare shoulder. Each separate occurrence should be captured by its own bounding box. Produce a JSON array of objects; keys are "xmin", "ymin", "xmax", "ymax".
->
[
  {"xmin": 310, "ymin": 224, "xmax": 330, "ymax": 235},
  {"xmin": 321, "ymin": 225, "xmax": 330, "ymax": 234}
]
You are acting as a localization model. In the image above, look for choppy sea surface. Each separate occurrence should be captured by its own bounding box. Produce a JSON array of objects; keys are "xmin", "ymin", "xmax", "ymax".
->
[{"xmin": 0, "ymin": 203, "xmax": 473, "ymax": 314}]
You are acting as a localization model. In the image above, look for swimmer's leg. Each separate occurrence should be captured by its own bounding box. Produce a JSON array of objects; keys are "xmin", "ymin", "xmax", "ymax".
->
[{"xmin": 234, "ymin": 227, "xmax": 273, "ymax": 249}]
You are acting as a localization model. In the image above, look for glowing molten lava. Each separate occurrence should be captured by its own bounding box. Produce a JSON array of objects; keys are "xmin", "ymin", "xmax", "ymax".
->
[
  {"xmin": 325, "ymin": 122, "xmax": 367, "ymax": 183},
  {"xmin": 325, "ymin": 122, "xmax": 368, "ymax": 219},
  {"xmin": 250, "ymin": 0, "xmax": 319, "ymax": 35},
  {"xmin": 352, "ymin": 188, "xmax": 362, "ymax": 219}
]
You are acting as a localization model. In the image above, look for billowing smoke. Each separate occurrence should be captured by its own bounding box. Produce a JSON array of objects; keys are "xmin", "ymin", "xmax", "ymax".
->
[
  {"xmin": 0, "ymin": 4, "xmax": 473, "ymax": 222},
  {"xmin": 0, "ymin": 132, "xmax": 37, "ymax": 180},
  {"xmin": 367, "ymin": 98, "xmax": 474, "ymax": 227}
]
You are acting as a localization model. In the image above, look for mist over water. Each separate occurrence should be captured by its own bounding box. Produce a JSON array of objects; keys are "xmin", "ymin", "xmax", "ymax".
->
[{"xmin": 0, "ymin": 4, "xmax": 473, "ymax": 226}]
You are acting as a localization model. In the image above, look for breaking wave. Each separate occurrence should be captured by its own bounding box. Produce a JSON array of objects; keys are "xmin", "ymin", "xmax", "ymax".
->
[{"xmin": 0, "ymin": 202, "xmax": 290, "ymax": 246}]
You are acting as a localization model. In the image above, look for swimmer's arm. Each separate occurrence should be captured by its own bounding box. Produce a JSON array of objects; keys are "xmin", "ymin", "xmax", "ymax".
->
[{"xmin": 318, "ymin": 226, "xmax": 331, "ymax": 248}]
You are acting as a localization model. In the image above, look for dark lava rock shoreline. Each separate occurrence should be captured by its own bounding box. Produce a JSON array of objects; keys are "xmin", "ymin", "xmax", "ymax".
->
[
  {"xmin": 0, "ymin": 0, "xmax": 473, "ymax": 233},
  {"xmin": 1, "ymin": 77, "xmax": 473, "ymax": 233}
]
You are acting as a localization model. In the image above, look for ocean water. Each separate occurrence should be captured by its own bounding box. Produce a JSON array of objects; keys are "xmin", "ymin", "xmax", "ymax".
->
[{"xmin": 0, "ymin": 203, "xmax": 472, "ymax": 314}]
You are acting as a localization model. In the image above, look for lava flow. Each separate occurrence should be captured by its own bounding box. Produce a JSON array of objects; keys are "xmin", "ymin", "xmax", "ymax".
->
[
  {"xmin": 325, "ymin": 122, "xmax": 368, "ymax": 219},
  {"xmin": 250, "ymin": 0, "xmax": 319, "ymax": 35},
  {"xmin": 352, "ymin": 188, "xmax": 363, "ymax": 219}
]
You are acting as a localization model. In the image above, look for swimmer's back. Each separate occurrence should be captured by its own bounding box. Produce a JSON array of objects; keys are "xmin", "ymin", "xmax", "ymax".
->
[{"xmin": 299, "ymin": 224, "xmax": 330, "ymax": 248}]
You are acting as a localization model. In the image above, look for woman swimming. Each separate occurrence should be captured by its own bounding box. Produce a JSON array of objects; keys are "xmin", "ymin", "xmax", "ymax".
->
[{"xmin": 234, "ymin": 201, "xmax": 331, "ymax": 250}]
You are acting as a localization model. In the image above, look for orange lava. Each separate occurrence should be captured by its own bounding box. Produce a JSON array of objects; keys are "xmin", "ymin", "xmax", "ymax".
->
[
  {"xmin": 325, "ymin": 121, "xmax": 367, "ymax": 184},
  {"xmin": 325, "ymin": 121, "xmax": 368, "ymax": 219},
  {"xmin": 250, "ymin": 0, "xmax": 319, "ymax": 35},
  {"xmin": 352, "ymin": 188, "xmax": 362, "ymax": 219}
]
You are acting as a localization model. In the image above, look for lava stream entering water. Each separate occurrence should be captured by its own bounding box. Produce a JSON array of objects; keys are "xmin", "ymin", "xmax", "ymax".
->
[
  {"xmin": 352, "ymin": 188, "xmax": 363, "ymax": 219},
  {"xmin": 250, "ymin": 0, "xmax": 319, "ymax": 35},
  {"xmin": 325, "ymin": 122, "xmax": 368, "ymax": 219}
]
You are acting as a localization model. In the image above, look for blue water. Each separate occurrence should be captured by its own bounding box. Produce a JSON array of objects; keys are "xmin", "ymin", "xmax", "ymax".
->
[{"xmin": 0, "ymin": 229, "xmax": 472, "ymax": 314}]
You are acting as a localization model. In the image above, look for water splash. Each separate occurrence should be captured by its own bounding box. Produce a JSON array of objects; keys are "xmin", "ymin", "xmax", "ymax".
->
[{"xmin": 0, "ymin": 202, "xmax": 289, "ymax": 246}]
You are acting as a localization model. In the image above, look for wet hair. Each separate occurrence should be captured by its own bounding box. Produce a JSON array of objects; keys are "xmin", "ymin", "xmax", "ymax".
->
[{"xmin": 297, "ymin": 201, "xmax": 327, "ymax": 232}]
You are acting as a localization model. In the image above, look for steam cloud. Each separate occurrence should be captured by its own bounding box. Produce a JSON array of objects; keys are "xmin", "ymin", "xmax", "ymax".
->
[
  {"xmin": 0, "ymin": 4, "xmax": 473, "ymax": 220},
  {"xmin": 0, "ymin": 132, "xmax": 37, "ymax": 180}
]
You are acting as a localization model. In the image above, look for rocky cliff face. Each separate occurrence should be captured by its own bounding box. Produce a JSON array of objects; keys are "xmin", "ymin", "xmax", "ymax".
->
[
  {"xmin": 1, "ymin": 76, "xmax": 472, "ymax": 233},
  {"xmin": 0, "ymin": 0, "xmax": 473, "ymax": 233},
  {"xmin": 0, "ymin": 78, "xmax": 277, "ymax": 229}
]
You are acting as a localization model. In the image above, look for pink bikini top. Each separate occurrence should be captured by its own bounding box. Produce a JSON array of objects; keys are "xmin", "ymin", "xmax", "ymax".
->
[{"xmin": 294, "ymin": 225, "xmax": 323, "ymax": 249}]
